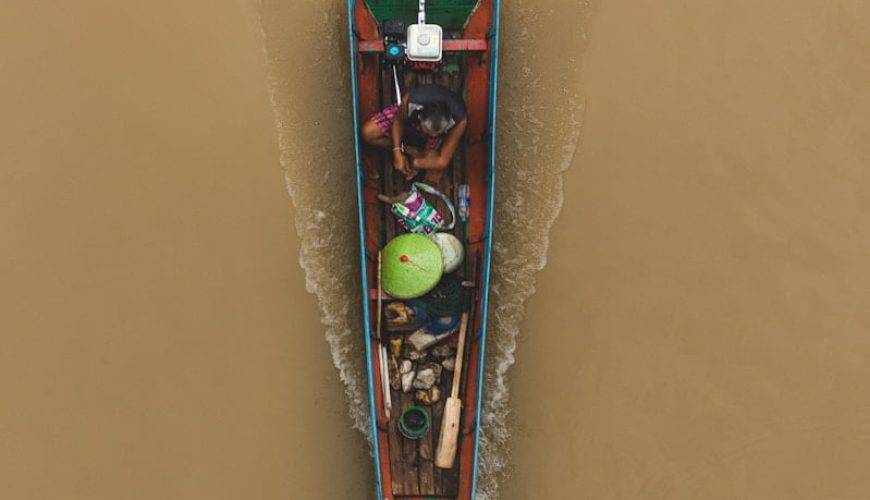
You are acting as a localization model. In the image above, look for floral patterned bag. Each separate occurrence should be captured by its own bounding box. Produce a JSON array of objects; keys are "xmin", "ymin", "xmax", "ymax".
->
[{"xmin": 379, "ymin": 182, "xmax": 455, "ymax": 235}]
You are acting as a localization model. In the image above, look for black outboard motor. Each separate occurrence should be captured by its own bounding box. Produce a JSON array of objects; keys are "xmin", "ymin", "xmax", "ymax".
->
[{"xmin": 382, "ymin": 19, "xmax": 406, "ymax": 63}]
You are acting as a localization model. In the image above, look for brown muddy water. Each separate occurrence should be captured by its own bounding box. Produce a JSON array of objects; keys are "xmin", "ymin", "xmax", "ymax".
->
[{"xmin": 3, "ymin": 0, "xmax": 870, "ymax": 499}]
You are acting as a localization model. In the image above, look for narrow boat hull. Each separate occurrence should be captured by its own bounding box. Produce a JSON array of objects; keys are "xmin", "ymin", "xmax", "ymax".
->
[{"xmin": 347, "ymin": 1, "xmax": 500, "ymax": 497}]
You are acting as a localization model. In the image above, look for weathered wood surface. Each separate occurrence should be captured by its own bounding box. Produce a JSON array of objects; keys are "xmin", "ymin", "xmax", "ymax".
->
[{"xmin": 381, "ymin": 63, "xmax": 465, "ymax": 498}]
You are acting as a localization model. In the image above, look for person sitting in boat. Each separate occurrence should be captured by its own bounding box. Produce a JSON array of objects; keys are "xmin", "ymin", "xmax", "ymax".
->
[{"xmin": 361, "ymin": 83, "xmax": 467, "ymax": 183}]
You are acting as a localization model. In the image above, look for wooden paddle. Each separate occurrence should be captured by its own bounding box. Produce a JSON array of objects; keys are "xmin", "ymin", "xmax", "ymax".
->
[{"xmin": 434, "ymin": 312, "xmax": 469, "ymax": 469}]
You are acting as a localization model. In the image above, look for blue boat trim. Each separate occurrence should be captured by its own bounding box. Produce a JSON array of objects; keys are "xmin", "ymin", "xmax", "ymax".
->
[
  {"xmin": 346, "ymin": 1, "xmax": 384, "ymax": 498},
  {"xmin": 471, "ymin": 0, "xmax": 500, "ymax": 496}
]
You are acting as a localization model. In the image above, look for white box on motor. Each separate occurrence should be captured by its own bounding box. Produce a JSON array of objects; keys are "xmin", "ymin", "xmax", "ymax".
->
[{"xmin": 406, "ymin": 24, "xmax": 443, "ymax": 62}]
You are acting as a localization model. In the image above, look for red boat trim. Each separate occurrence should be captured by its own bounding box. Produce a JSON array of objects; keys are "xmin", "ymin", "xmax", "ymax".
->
[{"xmin": 358, "ymin": 39, "xmax": 488, "ymax": 53}]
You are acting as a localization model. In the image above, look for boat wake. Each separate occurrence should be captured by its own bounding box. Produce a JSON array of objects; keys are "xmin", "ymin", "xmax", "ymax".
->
[{"xmin": 256, "ymin": 1, "xmax": 592, "ymax": 497}]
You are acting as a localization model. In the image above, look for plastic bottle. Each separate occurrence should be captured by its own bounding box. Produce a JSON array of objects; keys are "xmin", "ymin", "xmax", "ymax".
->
[{"xmin": 458, "ymin": 184, "xmax": 470, "ymax": 222}]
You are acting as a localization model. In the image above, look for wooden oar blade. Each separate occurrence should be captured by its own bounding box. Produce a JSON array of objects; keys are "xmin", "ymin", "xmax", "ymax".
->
[{"xmin": 435, "ymin": 396, "xmax": 461, "ymax": 469}]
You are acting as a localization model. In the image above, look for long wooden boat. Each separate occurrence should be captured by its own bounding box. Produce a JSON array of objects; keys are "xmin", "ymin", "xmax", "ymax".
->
[{"xmin": 347, "ymin": 1, "xmax": 500, "ymax": 498}]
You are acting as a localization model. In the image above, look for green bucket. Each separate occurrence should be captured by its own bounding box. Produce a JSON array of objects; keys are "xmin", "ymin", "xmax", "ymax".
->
[{"xmin": 398, "ymin": 406, "xmax": 430, "ymax": 439}]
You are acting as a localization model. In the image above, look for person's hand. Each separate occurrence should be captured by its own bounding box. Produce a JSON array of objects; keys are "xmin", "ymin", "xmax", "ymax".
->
[{"xmin": 393, "ymin": 150, "xmax": 409, "ymax": 175}]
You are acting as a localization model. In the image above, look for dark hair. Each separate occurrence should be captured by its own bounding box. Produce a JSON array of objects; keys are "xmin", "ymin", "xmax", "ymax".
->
[{"xmin": 417, "ymin": 101, "xmax": 450, "ymax": 135}]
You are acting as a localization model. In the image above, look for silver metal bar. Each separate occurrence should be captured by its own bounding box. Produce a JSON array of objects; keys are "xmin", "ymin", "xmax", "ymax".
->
[{"xmin": 392, "ymin": 65, "xmax": 402, "ymax": 104}]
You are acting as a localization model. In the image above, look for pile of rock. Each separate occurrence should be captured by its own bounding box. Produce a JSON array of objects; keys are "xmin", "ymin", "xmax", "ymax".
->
[{"xmin": 389, "ymin": 335, "xmax": 457, "ymax": 406}]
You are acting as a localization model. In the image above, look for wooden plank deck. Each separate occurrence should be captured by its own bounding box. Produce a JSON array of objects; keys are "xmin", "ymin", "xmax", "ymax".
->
[{"xmin": 379, "ymin": 61, "xmax": 465, "ymax": 499}]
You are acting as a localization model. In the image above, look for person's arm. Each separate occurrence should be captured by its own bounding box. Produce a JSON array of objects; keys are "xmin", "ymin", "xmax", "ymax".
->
[
  {"xmin": 412, "ymin": 119, "xmax": 467, "ymax": 170},
  {"xmin": 392, "ymin": 95, "xmax": 410, "ymax": 174}
]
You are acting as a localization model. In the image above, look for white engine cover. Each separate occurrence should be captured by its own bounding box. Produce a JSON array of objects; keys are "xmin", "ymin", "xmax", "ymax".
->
[{"xmin": 406, "ymin": 24, "xmax": 443, "ymax": 62}]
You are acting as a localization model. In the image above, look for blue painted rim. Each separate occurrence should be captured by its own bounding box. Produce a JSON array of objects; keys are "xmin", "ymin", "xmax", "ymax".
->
[
  {"xmin": 471, "ymin": 0, "xmax": 500, "ymax": 496},
  {"xmin": 346, "ymin": 2, "xmax": 384, "ymax": 498}
]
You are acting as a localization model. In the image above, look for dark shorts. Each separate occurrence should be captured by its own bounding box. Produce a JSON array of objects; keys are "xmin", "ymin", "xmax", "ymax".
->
[{"xmin": 372, "ymin": 104, "xmax": 444, "ymax": 151}]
